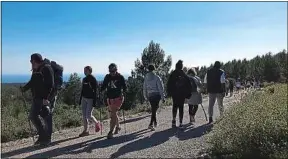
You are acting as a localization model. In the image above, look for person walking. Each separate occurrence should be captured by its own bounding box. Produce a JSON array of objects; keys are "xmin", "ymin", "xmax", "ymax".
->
[
  {"xmin": 143, "ymin": 64, "xmax": 165, "ymax": 131},
  {"xmin": 203, "ymin": 61, "xmax": 226, "ymax": 124},
  {"xmin": 20, "ymin": 53, "xmax": 54, "ymax": 146},
  {"xmin": 187, "ymin": 68, "xmax": 203, "ymax": 124},
  {"xmin": 167, "ymin": 60, "xmax": 192, "ymax": 129},
  {"xmin": 100, "ymin": 63, "xmax": 127, "ymax": 139},
  {"xmin": 78, "ymin": 66, "xmax": 102, "ymax": 137}
]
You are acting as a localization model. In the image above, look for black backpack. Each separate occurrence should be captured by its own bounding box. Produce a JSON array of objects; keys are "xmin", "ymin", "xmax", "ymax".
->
[
  {"xmin": 43, "ymin": 59, "xmax": 64, "ymax": 90},
  {"xmin": 175, "ymin": 71, "xmax": 192, "ymax": 98}
]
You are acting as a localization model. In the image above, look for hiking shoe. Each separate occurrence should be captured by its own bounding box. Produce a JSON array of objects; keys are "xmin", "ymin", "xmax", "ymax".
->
[
  {"xmin": 78, "ymin": 131, "xmax": 89, "ymax": 137},
  {"xmin": 95, "ymin": 122, "xmax": 102, "ymax": 133},
  {"xmin": 154, "ymin": 122, "xmax": 158, "ymax": 128},
  {"xmin": 179, "ymin": 123, "xmax": 184, "ymax": 130},
  {"xmin": 114, "ymin": 127, "xmax": 121, "ymax": 134},
  {"xmin": 172, "ymin": 120, "xmax": 176, "ymax": 128},
  {"xmin": 148, "ymin": 125, "xmax": 155, "ymax": 131},
  {"xmin": 208, "ymin": 117, "xmax": 213, "ymax": 124},
  {"xmin": 34, "ymin": 138, "xmax": 42, "ymax": 146},
  {"xmin": 39, "ymin": 139, "xmax": 51, "ymax": 146},
  {"xmin": 107, "ymin": 131, "xmax": 113, "ymax": 139}
]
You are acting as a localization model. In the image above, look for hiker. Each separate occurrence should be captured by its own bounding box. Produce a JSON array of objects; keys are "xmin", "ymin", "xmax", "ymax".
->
[
  {"xmin": 229, "ymin": 79, "xmax": 234, "ymax": 97},
  {"xmin": 167, "ymin": 60, "xmax": 192, "ymax": 129},
  {"xmin": 203, "ymin": 61, "xmax": 226, "ymax": 124},
  {"xmin": 187, "ymin": 68, "xmax": 203, "ymax": 124},
  {"xmin": 236, "ymin": 78, "xmax": 241, "ymax": 93},
  {"xmin": 225, "ymin": 79, "xmax": 230, "ymax": 96},
  {"xmin": 78, "ymin": 66, "xmax": 102, "ymax": 137},
  {"xmin": 143, "ymin": 64, "xmax": 165, "ymax": 131},
  {"xmin": 20, "ymin": 53, "xmax": 54, "ymax": 146},
  {"xmin": 100, "ymin": 63, "xmax": 127, "ymax": 139}
]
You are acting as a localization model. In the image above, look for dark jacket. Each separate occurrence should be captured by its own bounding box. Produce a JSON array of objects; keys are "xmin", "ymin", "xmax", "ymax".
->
[
  {"xmin": 167, "ymin": 69, "xmax": 192, "ymax": 98},
  {"xmin": 23, "ymin": 64, "xmax": 54, "ymax": 99},
  {"xmin": 206, "ymin": 68, "xmax": 225, "ymax": 93},
  {"xmin": 100, "ymin": 73, "xmax": 127, "ymax": 99},
  {"xmin": 79, "ymin": 75, "xmax": 98, "ymax": 104}
]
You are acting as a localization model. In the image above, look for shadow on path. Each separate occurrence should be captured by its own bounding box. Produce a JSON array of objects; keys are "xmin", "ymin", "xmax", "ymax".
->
[
  {"xmin": 119, "ymin": 115, "xmax": 150, "ymax": 124},
  {"xmin": 1, "ymin": 136, "xmax": 79, "ymax": 158},
  {"xmin": 110, "ymin": 128, "xmax": 177, "ymax": 158},
  {"xmin": 24, "ymin": 129, "xmax": 150, "ymax": 158},
  {"xmin": 176, "ymin": 123, "xmax": 213, "ymax": 141}
]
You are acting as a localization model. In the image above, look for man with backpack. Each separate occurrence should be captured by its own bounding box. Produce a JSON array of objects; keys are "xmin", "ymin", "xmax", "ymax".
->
[
  {"xmin": 20, "ymin": 53, "xmax": 55, "ymax": 146},
  {"xmin": 167, "ymin": 60, "xmax": 192, "ymax": 129},
  {"xmin": 100, "ymin": 63, "xmax": 127, "ymax": 139},
  {"xmin": 204, "ymin": 61, "xmax": 226, "ymax": 124}
]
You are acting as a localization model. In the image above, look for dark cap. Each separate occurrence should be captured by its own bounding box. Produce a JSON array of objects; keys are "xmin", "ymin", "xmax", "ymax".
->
[{"xmin": 31, "ymin": 53, "xmax": 43, "ymax": 63}]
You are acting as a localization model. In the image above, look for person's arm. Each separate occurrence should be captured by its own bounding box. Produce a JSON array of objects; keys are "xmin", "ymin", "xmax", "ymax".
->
[
  {"xmin": 79, "ymin": 79, "xmax": 84, "ymax": 105},
  {"xmin": 157, "ymin": 76, "xmax": 165, "ymax": 100},
  {"xmin": 120, "ymin": 75, "xmax": 127, "ymax": 93},
  {"xmin": 143, "ymin": 76, "xmax": 148, "ymax": 100},
  {"xmin": 166, "ymin": 72, "xmax": 174, "ymax": 97},
  {"xmin": 42, "ymin": 66, "xmax": 54, "ymax": 100},
  {"xmin": 220, "ymin": 72, "xmax": 226, "ymax": 93},
  {"xmin": 100, "ymin": 75, "xmax": 109, "ymax": 92},
  {"xmin": 91, "ymin": 76, "xmax": 98, "ymax": 106},
  {"xmin": 22, "ymin": 76, "xmax": 33, "ymax": 92}
]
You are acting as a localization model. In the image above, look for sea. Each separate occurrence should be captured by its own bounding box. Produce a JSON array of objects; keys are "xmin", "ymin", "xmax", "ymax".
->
[{"xmin": 1, "ymin": 74, "xmax": 130, "ymax": 84}]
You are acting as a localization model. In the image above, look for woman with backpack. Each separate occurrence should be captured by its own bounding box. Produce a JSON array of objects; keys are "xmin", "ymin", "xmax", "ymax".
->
[
  {"xmin": 100, "ymin": 63, "xmax": 127, "ymax": 139},
  {"xmin": 143, "ymin": 64, "xmax": 165, "ymax": 131},
  {"xmin": 187, "ymin": 68, "xmax": 203, "ymax": 124},
  {"xmin": 78, "ymin": 66, "xmax": 102, "ymax": 137}
]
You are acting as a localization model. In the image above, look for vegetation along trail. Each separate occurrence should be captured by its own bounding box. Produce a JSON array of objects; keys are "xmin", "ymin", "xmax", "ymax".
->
[{"xmin": 1, "ymin": 91, "xmax": 246, "ymax": 158}]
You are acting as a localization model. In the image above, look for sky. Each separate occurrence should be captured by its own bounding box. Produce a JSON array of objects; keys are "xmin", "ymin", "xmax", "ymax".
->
[{"xmin": 2, "ymin": 2, "xmax": 287, "ymax": 75}]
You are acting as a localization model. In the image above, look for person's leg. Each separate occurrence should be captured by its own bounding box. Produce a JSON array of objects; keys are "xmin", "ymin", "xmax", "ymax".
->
[
  {"xmin": 208, "ymin": 93, "xmax": 217, "ymax": 123},
  {"xmin": 81, "ymin": 98, "xmax": 89, "ymax": 134},
  {"xmin": 29, "ymin": 99, "xmax": 48, "ymax": 144},
  {"xmin": 172, "ymin": 96, "xmax": 178, "ymax": 127},
  {"xmin": 191, "ymin": 105, "xmax": 199, "ymax": 116},
  {"xmin": 216, "ymin": 94, "xmax": 224, "ymax": 117},
  {"xmin": 43, "ymin": 95, "xmax": 57, "ymax": 141},
  {"xmin": 115, "ymin": 97, "xmax": 123, "ymax": 130},
  {"xmin": 178, "ymin": 97, "xmax": 185, "ymax": 125},
  {"xmin": 86, "ymin": 98, "xmax": 102, "ymax": 133}
]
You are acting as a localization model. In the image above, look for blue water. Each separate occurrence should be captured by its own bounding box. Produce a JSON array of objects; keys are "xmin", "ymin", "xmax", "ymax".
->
[{"xmin": 1, "ymin": 74, "xmax": 129, "ymax": 84}]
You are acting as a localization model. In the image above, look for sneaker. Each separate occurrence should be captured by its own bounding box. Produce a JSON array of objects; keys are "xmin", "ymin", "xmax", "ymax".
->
[
  {"xmin": 148, "ymin": 125, "xmax": 155, "ymax": 131},
  {"xmin": 78, "ymin": 131, "xmax": 89, "ymax": 137},
  {"xmin": 34, "ymin": 138, "xmax": 42, "ymax": 146},
  {"xmin": 39, "ymin": 139, "xmax": 51, "ymax": 146},
  {"xmin": 179, "ymin": 123, "xmax": 184, "ymax": 130},
  {"xmin": 114, "ymin": 127, "xmax": 121, "ymax": 134},
  {"xmin": 172, "ymin": 120, "xmax": 176, "ymax": 128},
  {"xmin": 208, "ymin": 117, "xmax": 213, "ymax": 124},
  {"xmin": 107, "ymin": 131, "xmax": 113, "ymax": 139},
  {"xmin": 154, "ymin": 122, "xmax": 158, "ymax": 128},
  {"xmin": 95, "ymin": 122, "xmax": 102, "ymax": 133}
]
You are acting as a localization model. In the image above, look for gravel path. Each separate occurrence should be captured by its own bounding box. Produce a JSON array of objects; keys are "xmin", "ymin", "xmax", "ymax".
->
[{"xmin": 1, "ymin": 92, "xmax": 245, "ymax": 158}]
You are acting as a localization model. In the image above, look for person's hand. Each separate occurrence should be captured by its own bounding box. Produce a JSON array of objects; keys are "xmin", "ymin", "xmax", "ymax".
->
[{"xmin": 43, "ymin": 99, "xmax": 50, "ymax": 106}]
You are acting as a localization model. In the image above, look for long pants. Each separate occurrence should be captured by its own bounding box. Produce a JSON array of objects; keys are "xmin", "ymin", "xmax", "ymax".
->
[
  {"xmin": 172, "ymin": 95, "xmax": 186, "ymax": 124},
  {"xmin": 40, "ymin": 95, "xmax": 57, "ymax": 140},
  {"xmin": 208, "ymin": 93, "xmax": 224, "ymax": 118},
  {"xmin": 189, "ymin": 104, "xmax": 198, "ymax": 116},
  {"xmin": 30, "ymin": 99, "xmax": 49, "ymax": 141},
  {"xmin": 148, "ymin": 94, "xmax": 161, "ymax": 125},
  {"xmin": 81, "ymin": 97, "xmax": 98, "ymax": 132}
]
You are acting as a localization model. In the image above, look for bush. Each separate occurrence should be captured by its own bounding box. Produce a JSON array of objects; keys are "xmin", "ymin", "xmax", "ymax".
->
[{"xmin": 207, "ymin": 84, "xmax": 288, "ymax": 158}]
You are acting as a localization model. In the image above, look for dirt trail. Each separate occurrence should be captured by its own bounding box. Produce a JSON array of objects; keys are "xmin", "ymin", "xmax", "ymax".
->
[{"xmin": 1, "ymin": 91, "xmax": 246, "ymax": 158}]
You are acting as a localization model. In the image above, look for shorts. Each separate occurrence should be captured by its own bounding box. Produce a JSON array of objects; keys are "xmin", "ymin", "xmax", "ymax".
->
[{"xmin": 107, "ymin": 96, "xmax": 124, "ymax": 112}]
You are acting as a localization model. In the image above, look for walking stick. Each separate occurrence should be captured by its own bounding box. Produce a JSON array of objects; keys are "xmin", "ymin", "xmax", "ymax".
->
[
  {"xmin": 20, "ymin": 88, "xmax": 35, "ymax": 143},
  {"xmin": 200, "ymin": 103, "xmax": 208, "ymax": 121}
]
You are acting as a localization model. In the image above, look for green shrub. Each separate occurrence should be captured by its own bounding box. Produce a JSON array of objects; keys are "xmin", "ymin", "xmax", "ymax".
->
[{"xmin": 207, "ymin": 84, "xmax": 288, "ymax": 158}]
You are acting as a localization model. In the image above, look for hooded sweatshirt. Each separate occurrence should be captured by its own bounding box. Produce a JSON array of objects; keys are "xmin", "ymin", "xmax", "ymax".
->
[{"xmin": 143, "ymin": 72, "xmax": 165, "ymax": 100}]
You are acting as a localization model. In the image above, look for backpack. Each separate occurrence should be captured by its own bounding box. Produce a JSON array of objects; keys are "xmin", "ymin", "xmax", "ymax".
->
[
  {"xmin": 175, "ymin": 71, "xmax": 191, "ymax": 98},
  {"xmin": 43, "ymin": 59, "xmax": 64, "ymax": 90}
]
